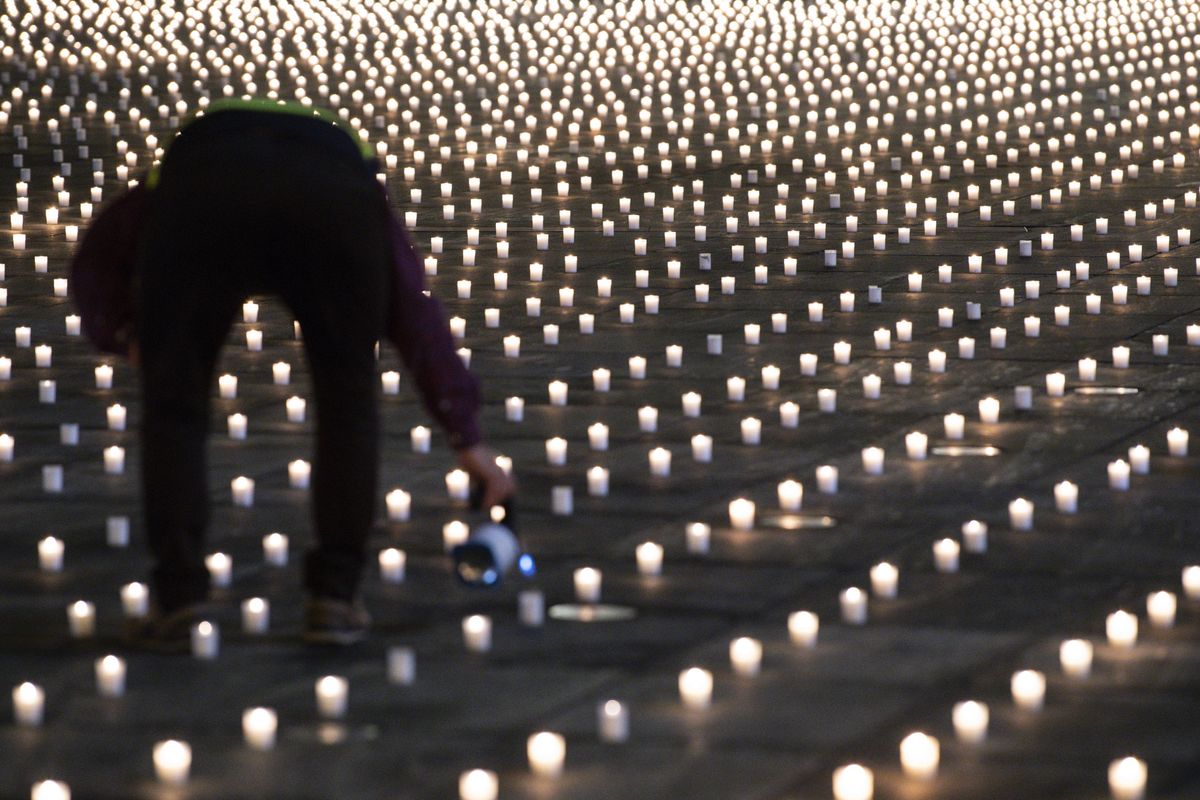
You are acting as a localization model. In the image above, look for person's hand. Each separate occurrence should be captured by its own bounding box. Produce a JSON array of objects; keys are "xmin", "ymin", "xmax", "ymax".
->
[{"xmin": 456, "ymin": 443, "xmax": 516, "ymax": 509}]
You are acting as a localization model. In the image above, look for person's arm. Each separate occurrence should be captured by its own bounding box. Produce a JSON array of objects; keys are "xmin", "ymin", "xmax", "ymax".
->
[
  {"xmin": 383, "ymin": 206, "xmax": 483, "ymax": 448},
  {"xmin": 69, "ymin": 184, "xmax": 148, "ymax": 357}
]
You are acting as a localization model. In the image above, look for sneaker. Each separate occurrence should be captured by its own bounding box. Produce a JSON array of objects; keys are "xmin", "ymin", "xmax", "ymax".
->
[
  {"xmin": 126, "ymin": 603, "xmax": 211, "ymax": 653},
  {"xmin": 303, "ymin": 597, "xmax": 371, "ymax": 645}
]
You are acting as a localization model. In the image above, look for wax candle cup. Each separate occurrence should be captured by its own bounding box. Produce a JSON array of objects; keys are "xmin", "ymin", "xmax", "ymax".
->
[{"xmin": 153, "ymin": 740, "xmax": 192, "ymax": 786}]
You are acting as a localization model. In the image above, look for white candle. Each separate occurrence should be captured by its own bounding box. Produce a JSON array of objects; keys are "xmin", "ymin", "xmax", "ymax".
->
[
  {"xmin": 387, "ymin": 646, "xmax": 417, "ymax": 685},
  {"xmin": 636, "ymin": 542, "xmax": 664, "ymax": 576},
  {"xmin": 840, "ymin": 587, "xmax": 868, "ymax": 625},
  {"xmin": 686, "ymin": 522, "xmax": 711, "ymax": 555},
  {"xmin": 1167, "ymin": 427, "xmax": 1188, "ymax": 456},
  {"xmin": 518, "ymin": 590, "xmax": 544, "ymax": 627},
  {"xmin": 238, "ymin": 597, "xmax": 270, "ymax": 634},
  {"xmin": 597, "ymin": 700, "xmax": 630, "ymax": 743},
  {"xmin": 13, "ymin": 682, "xmax": 45, "ymax": 726},
  {"xmin": 817, "ymin": 465, "xmax": 839, "ymax": 494},
  {"xmin": 446, "ymin": 469, "xmax": 470, "ymax": 500},
  {"xmin": 1108, "ymin": 757, "xmax": 1148, "ymax": 800},
  {"xmin": 952, "ymin": 700, "xmax": 989, "ymax": 744},
  {"xmin": 315, "ymin": 675, "xmax": 349, "ymax": 718},
  {"xmin": 639, "ymin": 406, "xmax": 659, "ymax": 432},
  {"xmin": 678, "ymin": 667, "xmax": 713, "ymax": 709},
  {"xmin": 458, "ymin": 770, "xmax": 498, "ymax": 800},
  {"xmin": 900, "ymin": 732, "xmax": 939, "ymax": 780},
  {"xmin": 548, "ymin": 380, "xmax": 568, "ymax": 406},
  {"xmin": 728, "ymin": 498, "xmax": 755, "ymax": 530},
  {"xmin": 152, "ymin": 740, "xmax": 192, "ymax": 785},
  {"xmin": 527, "ymin": 732, "xmax": 566, "ymax": 778},
  {"xmin": 584, "ymin": 423, "xmax": 607, "ymax": 454},
  {"xmin": 91, "ymin": 654, "xmax": 126, "ymax": 697},
  {"xmin": 1051, "ymin": 480, "xmax": 1079, "ymax": 513},
  {"xmin": 191, "ymin": 621, "xmax": 219, "ymax": 660},
  {"xmin": 288, "ymin": 459, "xmax": 311, "ymax": 489},
  {"xmin": 729, "ymin": 637, "xmax": 763, "ymax": 677},
  {"xmin": 30, "ymin": 781, "xmax": 70, "ymax": 800},
  {"xmin": 832, "ymin": 764, "xmax": 874, "ymax": 800},
  {"xmin": 38, "ymin": 536, "xmax": 64, "ymax": 572},
  {"xmin": 780, "ymin": 402, "xmax": 800, "ymax": 428},
  {"xmin": 231, "ymin": 476, "xmax": 255, "ymax": 507},
  {"xmin": 861, "ymin": 447, "xmax": 884, "ymax": 475},
  {"xmin": 574, "ymin": 567, "xmax": 602, "ymax": 603},
  {"xmin": 1060, "ymin": 639, "xmax": 1094, "ymax": 679},
  {"xmin": 586, "ymin": 466, "xmax": 610, "ymax": 498},
  {"xmin": 1106, "ymin": 610, "xmax": 1138, "ymax": 649},
  {"xmin": 121, "ymin": 582, "xmax": 149, "ymax": 618},
  {"xmin": 95, "ymin": 364, "xmax": 114, "ymax": 389},
  {"xmin": 1009, "ymin": 498, "xmax": 1034, "ymax": 530},
  {"xmin": 218, "ymin": 374, "xmax": 238, "ymax": 399},
  {"xmin": 905, "ymin": 432, "xmax": 928, "ymax": 460},
  {"xmin": 870, "ymin": 563, "xmax": 899, "ymax": 599},
  {"xmin": 381, "ymin": 371, "xmax": 400, "ymax": 394},
  {"xmin": 944, "ymin": 413, "xmax": 965, "ymax": 440},
  {"xmin": 788, "ymin": 611, "xmax": 819, "ymax": 648},
  {"xmin": 545, "ymin": 437, "xmax": 568, "ymax": 466},
  {"xmin": 206, "ymin": 553, "xmax": 234, "ymax": 586},
  {"xmin": 933, "ymin": 539, "xmax": 960, "ymax": 573},
  {"xmin": 1146, "ymin": 591, "xmax": 1177, "ymax": 629},
  {"xmin": 505, "ymin": 396, "xmax": 524, "ymax": 422},
  {"xmin": 67, "ymin": 600, "xmax": 96, "ymax": 638},
  {"xmin": 242, "ymin": 707, "xmax": 277, "ymax": 751},
  {"xmin": 833, "ymin": 341, "xmax": 852, "ymax": 364},
  {"xmin": 1011, "ymin": 669, "xmax": 1046, "ymax": 710},
  {"xmin": 928, "ymin": 349, "xmax": 947, "ymax": 373}
]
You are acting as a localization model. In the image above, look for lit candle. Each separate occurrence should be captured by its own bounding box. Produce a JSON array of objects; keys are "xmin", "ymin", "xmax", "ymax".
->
[
  {"xmin": 272, "ymin": 361, "xmax": 291, "ymax": 385},
  {"xmin": 1009, "ymin": 498, "xmax": 1034, "ymax": 531},
  {"xmin": 38, "ymin": 536, "xmax": 64, "ymax": 572},
  {"xmin": 788, "ymin": 611, "xmax": 819, "ymax": 648},
  {"xmin": 978, "ymin": 397, "xmax": 1000, "ymax": 423},
  {"xmin": 944, "ymin": 413, "xmax": 965, "ymax": 440},
  {"xmin": 231, "ymin": 476, "xmax": 255, "ymax": 507},
  {"xmin": 95, "ymin": 364, "xmax": 114, "ymax": 389},
  {"xmin": 870, "ymin": 563, "xmax": 899, "ymax": 599},
  {"xmin": 262, "ymin": 532, "xmax": 288, "ymax": 566},
  {"xmin": 586, "ymin": 466, "xmax": 609, "ymax": 497},
  {"xmin": 68, "ymin": 600, "xmax": 96, "ymax": 638},
  {"xmin": 386, "ymin": 489, "xmax": 412, "ymax": 522},
  {"xmin": 288, "ymin": 459, "xmax": 311, "ymax": 489},
  {"xmin": 900, "ymin": 732, "xmax": 939, "ymax": 780},
  {"xmin": 962, "ymin": 520, "xmax": 988, "ymax": 553},
  {"xmin": 1055, "ymin": 481, "xmax": 1079, "ymax": 513},
  {"xmin": 840, "ymin": 587, "xmax": 868, "ymax": 625},
  {"xmin": 527, "ymin": 732, "xmax": 566, "ymax": 777},
  {"xmin": 678, "ymin": 667, "xmax": 713, "ymax": 709},
  {"xmin": 597, "ymin": 700, "xmax": 630, "ymax": 743},
  {"xmin": 30, "ymin": 780, "xmax": 70, "ymax": 800},
  {"xmin": 381, "ymin": 371, "xmax": 401, "ymax": 394},
  {"xmin": 12, "ymin": 682, "xmax": 45, "ymax": 726},
  {"xmin": 94, "ymin": 655, "xmax": 126, "ymax": 697},
  {"xmin": 240, "ymin": 597, "xmax": 269, "ymax": 634},
  {"xmin": 121, "ymin": 582, "xmax": 149, "ymax": 618},
  {"xmin": 191, "ymin": 621, "xmax": 219, "ymax": 660},
  {"xmin": 1108, "ymin": 757, "xmax": 1147, "ymax": 800},
  {"xmin": 315, "ymin": 675, "xmax": 349, "ymax": 718},
  {"xmin": 952, "ymin": 700, "xmax": 989, "ymax": 744},
  {"xmin": 905, "ymin": 432, "xmax": 928, "ymax": 460},
  {"xmin": 574, "ymin": 567, "xmax": 602, "ymax": 603},
  {"xmin": 686, "ymin": 522, "xmax": 711, "ymax": 555},
  {"xmin": 816, "ymin": 465, "xmax": 839, "ymax": 494},
  {"xmin": 1146, "ymin": 591, "xmax": 1177, "ymax": 629},
  {"xmin": 446, "ymin": 469, "xmax": 470, "ymax": 500},
  {"xmin": 832, "ymin": 764, "xmax": 874, "ymax": 800},
  {"xmin": 1106, "ymin": 610, "xmax": 1138, "ymax": 649},
  {"xmin": 1011, "ymin": 669, "xmax": 1046, "ymax": 711},
  {"xmin": 152, "ymin": 740, "xmax": 192, "ymax": 786},
  {"xmin": 1059, "ymin": 639, "xmax": 1094, "ymax": 679},
  {"xmin": 443, "ymin": 521, "xmax": 470, "ymax": 552},
  {"xmin": 861, "ymin": 446, "xmax": 884, "ymax": 475},
  {"xmin": 728, "ymin": 498, "xmax": 755, "ymax": 530},
  {"xmin": 636, "ymin": 542, "xmax": 664, "ymax": 576},
  {"xmin": 205, "ymin": 552, "xmax": 232, "ymax": 587},
  {"xmin": 933, "ymin": 539, "xmax": 960, "ymax": 573},
  {"xmin": 218, "ymin": 374, "xmax": 238, "ymax": 399},
  {"xmin": 1167, "ymin": 427, "xmax": 1188, "ymax": 456},
  {"xmin": 242, "ymin": 707, "xmax": 277, "ymax": 751},
  {"xmin": 458, "ymin": 770, "xmax": 498, "ymax": 800}
]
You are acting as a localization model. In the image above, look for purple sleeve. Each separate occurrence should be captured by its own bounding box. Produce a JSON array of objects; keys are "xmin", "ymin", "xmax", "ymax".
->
[
  {"xmin": 385, "ymin": 204, "xmax": 483, "ymax": 450},
  {"xmin": 68, "ymin": 184, "xmax": 148, "ymax": 356}
]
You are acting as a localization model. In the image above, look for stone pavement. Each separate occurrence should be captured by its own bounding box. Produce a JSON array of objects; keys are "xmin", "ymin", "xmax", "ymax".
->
[{"xmin": 1, "ymin": 0, "xmax": 1200, "ymax": 798}]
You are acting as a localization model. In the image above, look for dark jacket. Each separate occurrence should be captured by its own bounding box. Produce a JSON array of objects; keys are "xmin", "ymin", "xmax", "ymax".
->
[{"xmin": 70, "ymin": 173, "xmax": 482, "ymax": 450}]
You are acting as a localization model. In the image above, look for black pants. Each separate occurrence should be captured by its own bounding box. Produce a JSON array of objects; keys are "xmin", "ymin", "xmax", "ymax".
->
[{"xmin": 135, "ymin": 111, "xmax": 389, "ymax": 612}]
